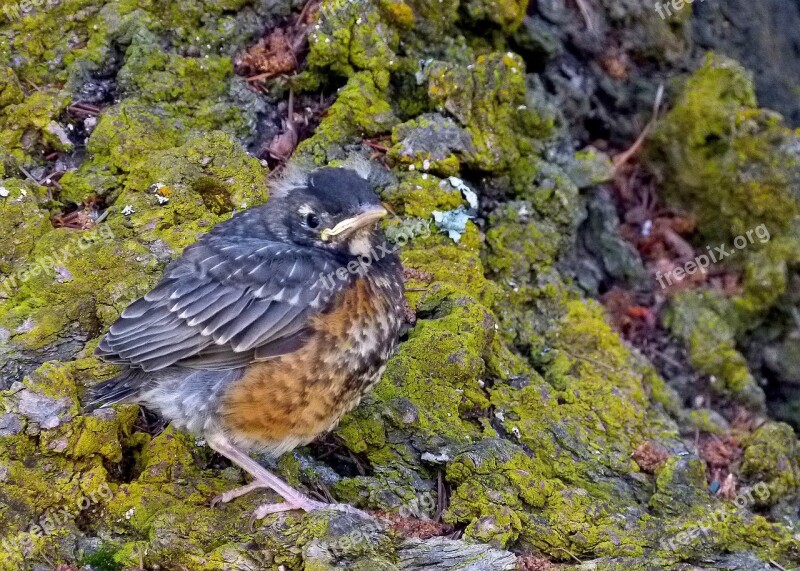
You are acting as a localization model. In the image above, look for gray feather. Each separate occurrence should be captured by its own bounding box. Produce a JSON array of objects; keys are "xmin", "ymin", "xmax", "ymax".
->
[{"xmin": 95, "ymin": 235, "xmax": 349, "ymax": 372}]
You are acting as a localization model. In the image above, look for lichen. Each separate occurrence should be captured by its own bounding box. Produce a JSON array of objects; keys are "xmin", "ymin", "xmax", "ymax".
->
[
  {"xmin": 307, "ymin": 0, "xmax": 399, "ymax": 84},
  {"xmin": 460, "ymin": 0, "xmax": 527, "ymax": 33},
  {"xmin": 422, "ymin": 52, "xmax": 543, "ymax": 172},
  {"xmin": 384, "ymin": 172, "xmax": 467, "ymax": 219},
  {"xmin": 0, "ymin": 88, "xmax": 72, "ymax": 163},
  {"xmin": 739, "ymin": 422, "xmax": 800, "ymax": 506},
  {"xmin": 647, "ymin": 53, "xmax": 800, "ymax": 245},
  {"xmin": 297, "ymin": 72, "xmax": 398, "ymax": 164},
  {"xmin": 3, "ymin": 1, "xmax": 800, "ymax": 569},
  {"xmin": 482, "ymin": 201, "xmax": 565, "ymax": 280},
  {"xmin": 662, "ymin": 291, "xmax": 765, "ymax": 409},
  {"xmin": 0, "ymin": 221, "xmax": 161, "ymax": 351},
  {"xmin": 0, "ymin": 179, "xmax": 52, "ymax": 283},
  {"xmin": 388, "ymin": 113, "xmax": 475, "ymax": 176}
]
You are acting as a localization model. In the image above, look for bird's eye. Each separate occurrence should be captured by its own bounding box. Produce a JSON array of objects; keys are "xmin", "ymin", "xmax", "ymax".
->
[{"xmin": 305, "ymin": 213, "xmax": 320, "ymax": 229}]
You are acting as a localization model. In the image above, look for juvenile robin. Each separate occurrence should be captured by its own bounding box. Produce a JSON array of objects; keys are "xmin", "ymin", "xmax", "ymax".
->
[{"xmin": 88, "ymin": 162, "xmax": 405, "ymax": 518}]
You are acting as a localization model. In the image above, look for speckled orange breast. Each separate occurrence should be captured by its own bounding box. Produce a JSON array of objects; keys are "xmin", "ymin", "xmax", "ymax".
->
[{"xmin": 217, "ymin": 277, "xmax": 402, "ymax": 451}]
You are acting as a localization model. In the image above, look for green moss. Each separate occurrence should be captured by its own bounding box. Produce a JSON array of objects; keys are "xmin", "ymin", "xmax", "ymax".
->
[
  {"xmin": 384, "ymin": 173, "xmax": 465, "ymax": 218},
  {"xmin": 52, "ymin": 17, "xmax": 265, "ymax": 202},
  {"xmin": 445, "ymin": 439, "xmax": 541, "ymax": 546},
  {"xmin": 423, "ymin": 52, "xmax": 541, "ymax": 172},
  {"xmin": 653, "ymin": 508, "xmax": 798, "ymax": 564},
  {"xmin": 401, "ymin": 232, "xmax": 496, "ymax": 304},
  {"xmin": 460, "ymin": 0, "xmax": 527, "ymax": 32},
  {"xmin": 2, "ymin": 129, "xmax": 268, "ymax": 349},
  {"xmin": 95, "ymin": 426, "xmax": 261, "ymax": 570},
  {"xmin": 84, "ymin": 101, "xmax": 187, "ymax": 174},
  {"xmin": 648, "ymin": 53, "xmax": 800, "ymax": 244},
  {"xmin": 0, "ymin": 179, "xmax": 52, "ymax": 282},
  {"xmin": 491, "ymin": 300, "xmax": 648, "ymax": 488},
  {"xmin": 122, "ymin": 130, "xmax": 268, "ymax": 208},
  {"xmin": 307, "ymin": 0, "xmax": 399, "ymax": 83},
  {"xmin": 0, "ymin": 528, "xmax": 79, "ymax": 571},
  {"xmin": 685, "ymin": 409, "xmax": 729, "ymax": 436},
  {"xmin": 643, "ymin": 366, "xmax": 682, "ymax": 418},
  {"xmin": 0, "ymin": 88, "xmax": 72, "ymax": 163},
  {"xmin": 740, "ymin": 422, "xmax": 800, "ymax": 505},
  {"xmin": 112, "ymin": 38, "xmax": 257, "ymax": 139},
  {"xmin": 509, "ymin": 158, "xmax": 583, "ymax": 229},
  {"xmin": 388, "ymin": 113, "xmax": 475, "ymax": 176},
  {"xmin": 0, "ymin": 67, "xmax": 24, "ymax": 108},
  {"xmin": 0, "ymin": 364, "xmax": 123, "ymax": 555},
  {"xmin": 482, "ymin": 201, "xmax": 565, "ymax": 281},
  {"xmin": 297, "ymin": 72, "xmax": 398, "ymax": 164},
  {"xmin": 445, "ymin": 435, "xmax": 651, "ymax": 556},
  {"xmin": 649, "ymin": 456, "xmax": 710, "ymax": 517},
  {"xmin": 2, "ymin": 0, "xmax": 263, "ymax": 90},
  {"xmin": 0, "ymin": 221, "xmax": 161, "ymax": 350},
  {"xmin": 566, "ymin": 147, "xmax": 615, "ymax": 189},
  {"xmin": 736, "ymin": 222, "xmax": 800, "ymax": 315},
  {"xmin": 338, "ymin": 285, "xmax": 496, "ymax": 460},
  {"xmin": 663, "ymin": 291, "xmax": 765, "ymax": 409},
  {"xmin": 118, "ymin": 43, "xmax": 233, "ymax": 104},
  {"xmin": 432, "ymin": 294, "xmax": 671, "ymax": 558},
  {"xmin": 80, "ymin": 544, "xmax": 123, "ymax": 571},
  {"xmin": 401, "ymin": 0, "xmax": 459, "ymax": 40},
  {"xmin": 57, "ymin": 162, "xmax": 121, "ymax": 205},
  {"xmin": 66, "ymin": 411, "xmax": 129, "ymax": 461},
  {"xmin": 1, "ymin": 0, "xmax": 103, "ymax": 85},
  {"xmin": 488, "ymin": 271, "xmax": 568, "ymax": 359},
  {"xmin": 377, "ymin": 0, "xmax": 415, "ymax": 29}
]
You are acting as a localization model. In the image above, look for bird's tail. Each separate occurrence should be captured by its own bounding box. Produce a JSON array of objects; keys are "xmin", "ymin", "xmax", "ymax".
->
[{"xmin": 85, "ymin": 368, "xmax": 148, "ymax": 411}]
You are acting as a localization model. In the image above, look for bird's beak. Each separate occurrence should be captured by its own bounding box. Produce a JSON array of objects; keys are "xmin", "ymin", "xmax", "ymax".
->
[{"xmin": 321, "ymin": 205, "xmax": 388, "ymax": 241}]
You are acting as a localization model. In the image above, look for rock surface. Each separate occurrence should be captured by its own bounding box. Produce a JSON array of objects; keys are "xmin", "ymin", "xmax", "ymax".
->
[{"xmin": 1, "ymin": 1, "xmax": 800, "ymax": 570}]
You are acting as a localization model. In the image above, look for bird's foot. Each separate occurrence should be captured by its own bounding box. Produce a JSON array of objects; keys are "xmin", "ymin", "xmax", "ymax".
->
[
  {"xmin": 250, "ymin": 498, "xmax": 369, "ymax": 524},
  {"xmin": 206, "ymin": 434, "xmax": 369, "ymax": 524},
  {"xmin": 211, "ymin": 481, "xmax": 269, "ymax": 507}
]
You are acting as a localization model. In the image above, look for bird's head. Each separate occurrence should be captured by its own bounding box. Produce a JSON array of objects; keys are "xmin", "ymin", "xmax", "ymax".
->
[{"xmin": 266, "ymin": 164, "xmax": 389, "ymax": 258}]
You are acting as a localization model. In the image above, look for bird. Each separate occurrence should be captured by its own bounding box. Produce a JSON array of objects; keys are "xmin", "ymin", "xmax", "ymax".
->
[{"xmin": 87, "ymin": 161, "xmax": 406, "ymax": 519}]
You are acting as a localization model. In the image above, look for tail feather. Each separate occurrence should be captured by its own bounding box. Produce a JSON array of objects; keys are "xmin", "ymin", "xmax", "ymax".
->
[{"xmin": 85, "ymin": 369, "xmax": 148, "ymax": 411}]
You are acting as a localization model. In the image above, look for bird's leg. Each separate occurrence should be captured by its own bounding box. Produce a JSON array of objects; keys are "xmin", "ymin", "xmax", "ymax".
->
[
  {"xmin": 207, "ymin": 434, "xmax": 369, "ymax": 520},
  {"xmin": 207, "ymin": 433, "xmax": 323, "ymax": 512}
]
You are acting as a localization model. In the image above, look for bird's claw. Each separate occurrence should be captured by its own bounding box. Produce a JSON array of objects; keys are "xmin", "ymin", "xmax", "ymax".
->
[
  {"xmin": 210, "ymin": 493, "xmax": 229, "ymax": 508},
  {"xmin": 211, "ymin": 481, "xmax": 269, "ymax": 508}
]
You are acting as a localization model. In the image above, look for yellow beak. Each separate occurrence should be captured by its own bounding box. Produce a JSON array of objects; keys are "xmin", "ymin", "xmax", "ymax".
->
[{"xmin": 321, "ymin": 205, "xmax": 388, "ymax": 242}]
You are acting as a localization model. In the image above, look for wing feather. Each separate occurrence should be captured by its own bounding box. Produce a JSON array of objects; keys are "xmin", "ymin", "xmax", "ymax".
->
[
  {"xmin": 184, "ymin": 291, "xmax": 243, "ymax": 326},
  {"xmin": 110, "ymin": 322, "xmax": 194, "ymax": 353},
  {"xmin": 212, "ymin": 299, "xmax": 273, "ymax": 345},
  {"xmin": 168, "ymin": 282, "xmax": 218, "ymax": 310},
  {"xmin": 109, "ymin": 306, "xmax": 173, "ymax": 336},
  {"xmin": 177, "ymin": 287, "xmax": 229, "ymax": 319},
  {"xmin": 230, "ymin": 303, "xmax": 296, "ymax": 351},
  {"xmin": 96, "ymin": 233, "xmax": 348, "ymax": 371}
]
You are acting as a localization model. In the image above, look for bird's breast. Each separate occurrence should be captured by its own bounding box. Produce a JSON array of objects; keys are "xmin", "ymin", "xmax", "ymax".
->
[{"xmin": 217, "ymin": 269, "xmax": 404, "ymax": 452}]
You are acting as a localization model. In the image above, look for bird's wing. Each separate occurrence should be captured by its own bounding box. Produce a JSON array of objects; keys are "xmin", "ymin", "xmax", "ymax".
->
[{"xmin": 95, "ymin": 235, "xmax": 348, "ymax": 371}]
